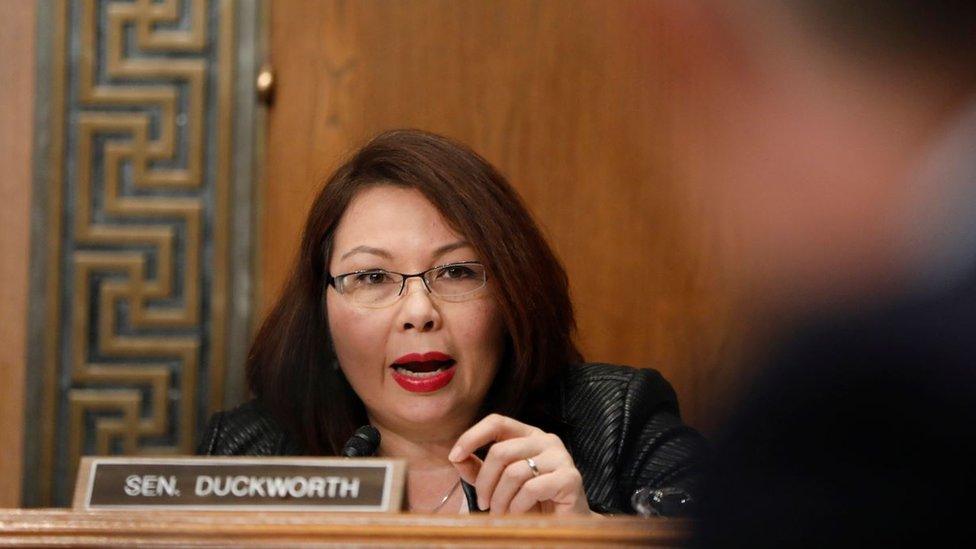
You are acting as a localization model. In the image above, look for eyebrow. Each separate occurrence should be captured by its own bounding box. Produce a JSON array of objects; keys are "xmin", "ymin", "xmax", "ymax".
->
[
  {"xmin": 432, "ymin": 240, "xmax": 471, "ymax": 259},
  {"xmin": 339, "ymin": 246, "xmax": 393, "ymax": 261},
  {"xmin": 337, "ymin": 240, "xmax": 472, "ymax": 262}
]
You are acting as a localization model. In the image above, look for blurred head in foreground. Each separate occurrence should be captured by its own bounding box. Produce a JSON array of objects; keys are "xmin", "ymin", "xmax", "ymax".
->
[
  {"xmin": 658, "ymin": 0, "xmax": 976, "ymax": 321},
  {"xmin": 634, "ymin": 1, "xmax": 976, "ymax": 545}
]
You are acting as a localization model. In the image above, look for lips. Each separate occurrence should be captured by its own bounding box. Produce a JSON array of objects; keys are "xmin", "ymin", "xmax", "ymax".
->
[{"xmin": 390, "ymin": 352, "xmax": 456, "ymax": 393}]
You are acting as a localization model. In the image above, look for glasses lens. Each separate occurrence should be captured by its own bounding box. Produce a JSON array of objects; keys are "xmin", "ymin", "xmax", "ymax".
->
[
  {"xmin": 340, "ymin": 271, "xmax": 402, "ymax": 306},
  {"xmin": 427, "ymin": 263, "xmax": 487, "ymax": 298}
]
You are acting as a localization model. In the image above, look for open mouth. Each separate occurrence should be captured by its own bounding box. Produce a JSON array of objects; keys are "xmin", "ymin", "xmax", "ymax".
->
[
  {"xmin": 392, "ymin": 359, "xmax": 456, "ymax": 377},
  {"xmin": 390, "ymin": 352, "xmax": 457, "ymax": 392}
]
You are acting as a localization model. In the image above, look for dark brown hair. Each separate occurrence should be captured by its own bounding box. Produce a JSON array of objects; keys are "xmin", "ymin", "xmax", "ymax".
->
[{"xmin": 247, "ymin": 129, "xmax": 581, "ymax": 454}]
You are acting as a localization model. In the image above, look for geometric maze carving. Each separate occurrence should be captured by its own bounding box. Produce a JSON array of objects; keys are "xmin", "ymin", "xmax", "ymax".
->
[{"xmin": 40, "ymin": 0, "xmax": 234, "ymax": 505}]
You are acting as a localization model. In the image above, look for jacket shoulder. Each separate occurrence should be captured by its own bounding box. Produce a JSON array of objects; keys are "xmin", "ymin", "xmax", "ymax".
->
[
  {"xmin": 562, "ymin": 362, "xmax": 680, "ymax": 418},
  {"xmin": 559, "ymin": 363, "xmax": 704, "ymax": 514},
  {"xmin": 196, "ymin": 400, "xmax": 298, "ymax": 456}
]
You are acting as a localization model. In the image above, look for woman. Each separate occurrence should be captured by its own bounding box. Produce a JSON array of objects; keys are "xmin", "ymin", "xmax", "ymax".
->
[{"xmin": 198, "ymin": 129, "xmax": 706, "ymax": 515}]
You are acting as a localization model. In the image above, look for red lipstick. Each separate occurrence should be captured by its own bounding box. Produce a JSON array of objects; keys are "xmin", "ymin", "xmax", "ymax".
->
[{"xmin": 390, "ymin": 352, "xmax": 456, "ymax": 393}]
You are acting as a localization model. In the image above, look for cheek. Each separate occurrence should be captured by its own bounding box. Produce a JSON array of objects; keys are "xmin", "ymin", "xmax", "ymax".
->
[
  {"xmin": 326, "ymin": 295, "xmax": 389, "ymax": 369},
  {"xmin": 452, "ymin": 299, "xmax": 506, "ymax": 376}
]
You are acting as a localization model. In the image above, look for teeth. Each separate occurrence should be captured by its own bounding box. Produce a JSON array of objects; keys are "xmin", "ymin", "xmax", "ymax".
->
[{"xmin": 394, "ymin": 366, "xmax": 447, "ymax": 378}]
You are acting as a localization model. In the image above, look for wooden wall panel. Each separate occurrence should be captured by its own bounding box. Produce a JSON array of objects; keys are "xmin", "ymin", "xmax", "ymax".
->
[
  {"xmin": 264, "ymin": 0, "xmax": 735, "ymax": 431},
  {"xmin": 0, "ymin": 0, "xmax": 36, "ymax": 507}
]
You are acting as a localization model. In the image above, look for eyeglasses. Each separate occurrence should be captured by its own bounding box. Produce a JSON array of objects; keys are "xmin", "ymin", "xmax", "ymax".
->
[{"xmin": 327, "ymin": 261, "xmax": 488, "ymax": 307}]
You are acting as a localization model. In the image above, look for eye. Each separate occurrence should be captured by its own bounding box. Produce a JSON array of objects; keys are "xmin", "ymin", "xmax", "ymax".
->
[
  {"xmin": 438, "ymin": 265, "xmax": 476, "ymax": 280},
  {"xmin": 353, "ymin": 271, "xmax": 394, "ymax": 285}
]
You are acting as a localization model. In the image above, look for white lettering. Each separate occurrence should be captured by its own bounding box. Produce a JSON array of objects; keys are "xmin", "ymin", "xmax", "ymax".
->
[
  {"xmin": 308, "ymin": 477, "xmax": 325, "ymax": 498},
  {"xmin": 267, "ymin": 476, "xmax": 289, "ymax": 498},
  {"xmin": 325, "ymin": 477, "xmax": 340, "ymax": 498},
  {"xmin": 124, "ymin": 475, "xmax": 141, "ymax": 497},
  {"xmin": 231, "ymin": 475, "xmax": 248, "ymax": 497},
  {"xmin": 288, "ymin": 476, "xmax": 308, "ymax": 498},
  {"xmin": 141, "ymin": 476, "xmax": 158, "ymax": 497},
  {"xmin": 195, "ymin": 475, "xmax": 214, "ymax": 496},
  {"xmin": 339, "ymin": 477, "xmax": 360, "ymax": 498},
  {"xmin": 248, "ymin": 477, "xmax": 266, "ymax": 497},
  {"xmin": 186, "ymin": 475, "xmax": 363, "ymax": 500},
  {"xmin": 157, "ymin": 475, "xmax": 178, "ymax": 497},
  {"xmin": 212, "ymin": 476, "xmax": 231, "ymax": 497}
]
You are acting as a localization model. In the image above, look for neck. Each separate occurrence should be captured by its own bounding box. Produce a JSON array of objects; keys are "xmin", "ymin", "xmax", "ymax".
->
[
  {"xmin": 369, "ymin": 418, "xmax": 466, "ymax": 471},
  {"xmin": 370, "ymin": 418, "xmax": 467, "ymax": 513}
]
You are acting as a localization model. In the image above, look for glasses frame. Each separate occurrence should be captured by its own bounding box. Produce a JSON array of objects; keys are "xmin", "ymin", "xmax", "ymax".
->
[{"xmin": 326, "ymin": 260, "xmax": 488, "ymax": 307}]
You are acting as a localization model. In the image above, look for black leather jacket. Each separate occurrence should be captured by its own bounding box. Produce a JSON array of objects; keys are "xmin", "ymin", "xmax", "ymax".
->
[{"xmin": 197, "ymin": 362, "xmax": 706, "ymax": 515}]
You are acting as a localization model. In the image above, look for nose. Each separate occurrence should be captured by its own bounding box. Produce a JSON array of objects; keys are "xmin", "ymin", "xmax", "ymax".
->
[{"xmin": 396, "ymin": 277, "xmax": 441, "ymax": 332}]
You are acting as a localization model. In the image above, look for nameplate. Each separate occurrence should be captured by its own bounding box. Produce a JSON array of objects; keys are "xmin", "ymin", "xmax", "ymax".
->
[{"xmin": 73, "ymin": 457, "xmax": 405, "ymax": 512}]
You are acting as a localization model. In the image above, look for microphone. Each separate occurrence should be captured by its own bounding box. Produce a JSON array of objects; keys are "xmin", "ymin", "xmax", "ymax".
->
[
  {"xmin": 341, "ymin": 425, "xmax": 381, "ymax": 457},
  {"xmin": 631, "ymin": 486, "xmax": 695, "ymax": 517}
]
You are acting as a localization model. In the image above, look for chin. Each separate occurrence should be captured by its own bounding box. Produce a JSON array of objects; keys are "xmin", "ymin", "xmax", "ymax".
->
[{"xmin": 391, "ymin": 393, "xmax": 470, "ymax": 427}]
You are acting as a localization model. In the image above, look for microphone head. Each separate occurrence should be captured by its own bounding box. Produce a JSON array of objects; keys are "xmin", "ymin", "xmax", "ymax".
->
[{"xmin": 341, "ymin": 425, "xmax": 381, "ymax": 457}]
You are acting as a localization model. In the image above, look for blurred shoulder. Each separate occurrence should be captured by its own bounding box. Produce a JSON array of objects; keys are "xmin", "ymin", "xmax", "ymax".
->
[{"xmin": 196, "ymin": 400, "xmax": 298, "ymax": 456}]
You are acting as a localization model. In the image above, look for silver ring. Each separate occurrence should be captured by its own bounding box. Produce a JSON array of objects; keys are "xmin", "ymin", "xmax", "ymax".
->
[{"xmin": 525, "ymin": 457, "xmax": 540, "ymax": 477}]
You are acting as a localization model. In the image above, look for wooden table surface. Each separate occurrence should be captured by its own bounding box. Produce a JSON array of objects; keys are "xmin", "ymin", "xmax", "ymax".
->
[{"xmin": 0, "ymin": 509, "xmax": 691, "ymax": 547}]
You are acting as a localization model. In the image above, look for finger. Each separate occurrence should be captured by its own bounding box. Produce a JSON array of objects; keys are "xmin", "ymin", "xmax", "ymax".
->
[
  {"xmin": 488, "ymin": 459, "xmax": 535, "ymax": 515},
  {"xmin": 448, "ymin": 414, "xmax": 539, "ymax": 463},
  {"xmin": 487, "ymin": 445, "xmax": 568, "ymax": 515},
  {"xmin": 476, "ymin": 434, "xmax": 556, "ymax": 511},
  {"xmin": 508, "ymin": 467, "xmax": 585, "ymax": 515},
  {"xmin": 451, "ymin": 453, "xmax": 483, "ymax": 486}
]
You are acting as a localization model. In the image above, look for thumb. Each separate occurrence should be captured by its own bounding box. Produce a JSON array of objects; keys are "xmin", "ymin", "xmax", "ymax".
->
[{"xmin": 451, "ymin": 453, "xmax": 483, "ymax": 485}]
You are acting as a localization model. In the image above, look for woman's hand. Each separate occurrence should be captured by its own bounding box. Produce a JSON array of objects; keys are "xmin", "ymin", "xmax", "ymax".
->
[{"xmin": 448, "ymin": 414, "xmax": 592, "ymax": 516}]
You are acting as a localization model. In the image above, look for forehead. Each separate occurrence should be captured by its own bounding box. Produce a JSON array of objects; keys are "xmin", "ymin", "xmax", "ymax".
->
[{"xmin": 331, "ymin": 185, "xmax": 465, "ymax": 258}]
